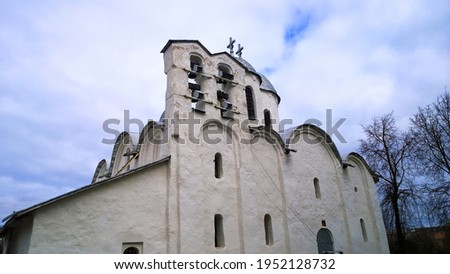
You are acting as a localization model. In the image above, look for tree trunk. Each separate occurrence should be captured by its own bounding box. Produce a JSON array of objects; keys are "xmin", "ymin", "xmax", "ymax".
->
[{"xmin": 392, "ymin": 196, "xmax": 406, "ymax": 253}]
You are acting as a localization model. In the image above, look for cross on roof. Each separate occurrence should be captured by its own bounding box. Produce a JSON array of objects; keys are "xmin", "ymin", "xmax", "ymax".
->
[
  {"xmin": 227, "ymin": 37, "xmax": 236, "ymax": 55},
  {"xmin": 236, "ymin": 44, "xmax": 244, "ymax": 57}
]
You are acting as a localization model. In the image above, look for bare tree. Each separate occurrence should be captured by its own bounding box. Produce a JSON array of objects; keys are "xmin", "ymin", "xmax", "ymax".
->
[
  {"xmin": 359, "ymin": 112, "xmax": 414, "ymax": 253},
  {"xmin": 410, "ymin": 91, "xmax": 450, "ymax": 226}
]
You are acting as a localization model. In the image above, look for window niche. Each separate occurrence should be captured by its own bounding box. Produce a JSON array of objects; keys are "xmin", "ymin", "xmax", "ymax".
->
[
  {"xmin": 188, "ymin": 55, "xmax": 203, "ymax": 79},
  {"xmin": 217, "ymin": 64, "xmax": 234, "ymax": 83},
  {"xmin": 189, "ymin": 83, "xmax": 205, "ymax": 112},
  {"xmin": 264, "ymin": 214, "xmax": 274, "ymax": 246},
  {"xmin": 217, "ymin": 90, "xmax": 233, "ymax": 119},
  {"xmin": 264, "ymin": 109, "xmax": 272, "ymax": 129},
  {"xmin": 214, "ymin": 214, "xmax": 225, "ymax": 248},
  {"xmin": 188, "ymin": 55, "xmax": 205, "ymax": 112},
  {"xmin": 122, "ymin": 242, "xmax": 143, "ymax": 254},
  {"xmin": 214, "ymin": 153, "xmax": 223, "ymax": 179},
  {"xmin": 245, "ymin": 86, "xmax": 256, "ymax": 120},
  {"xmin": 217, "ymin": 64, "xmax": 233, "ymax": 119},
  {"xmin": 360, "ymin": 219, "xmax": 368, "ymax": 242},
  {"xmin": 123, "ymin": 247, "xmax": 139, "ymax": 254},
  {"xmin": 313, "ymin": 178, "xmax": 321, "ymax": 199}
]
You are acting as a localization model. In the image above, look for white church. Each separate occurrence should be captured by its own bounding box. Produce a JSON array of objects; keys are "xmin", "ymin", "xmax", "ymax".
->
[{"xmin": 0, "ymin": 39, "xmax": 389, "ymax": 254}]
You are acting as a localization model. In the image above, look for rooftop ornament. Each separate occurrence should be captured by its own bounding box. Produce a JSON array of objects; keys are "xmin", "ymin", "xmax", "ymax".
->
[
  {"xmin": 236, "ymin": 44, "xmax": 244, "ymax": 57},
  {"xmin": 227, "ymin": 37, "xmax": 244, "ymax": 57},
  {"xmin": 227, "ymin": 37, "xmax": 236, "ymax": 55}
]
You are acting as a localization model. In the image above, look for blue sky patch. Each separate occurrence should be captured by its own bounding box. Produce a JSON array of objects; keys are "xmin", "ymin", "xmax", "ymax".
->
[
  {"xmin": 284, "ymin": 10, "xmax": 312, "ymax": 45},
  {"xmin": 261, "ymin": 67, "xmax": 276, "ymax": 75}
]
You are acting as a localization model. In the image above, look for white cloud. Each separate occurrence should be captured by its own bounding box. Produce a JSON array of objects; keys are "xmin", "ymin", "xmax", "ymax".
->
[{"xmin": 270, "ymin": 0, "xmax": 450, "ymax": 127}]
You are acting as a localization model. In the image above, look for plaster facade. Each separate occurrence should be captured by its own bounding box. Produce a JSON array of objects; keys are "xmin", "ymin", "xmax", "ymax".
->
[{"xmin": 1, "ymin": 40, "xmax": 389, "ymax": 254}]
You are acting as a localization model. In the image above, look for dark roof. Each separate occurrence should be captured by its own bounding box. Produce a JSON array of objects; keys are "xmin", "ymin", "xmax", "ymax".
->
[
  {"xmin": 258, "ymin": 73, "xmax": 280, "ymax": 103},
  {"xmin": 234, "ymin": 56, "xmax": 257, "ymax": 73},
  {"xmin": 234, "ymin": 56, "xmax": 280, "ymax": 103}
]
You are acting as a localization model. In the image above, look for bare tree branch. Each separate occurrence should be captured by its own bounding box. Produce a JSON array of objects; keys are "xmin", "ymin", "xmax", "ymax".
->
[
  {"xmin": 359, "ymin": 112, "xmax": 415, "ymax": 253},
  {"xmin": 410, "ymin": 91, "xmax": 450, "ymax": 226}
]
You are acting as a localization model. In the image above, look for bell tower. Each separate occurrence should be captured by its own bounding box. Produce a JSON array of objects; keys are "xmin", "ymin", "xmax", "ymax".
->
[{"xmin": 160, "ymin": 39, "xmax": 281, "ymax": 137}]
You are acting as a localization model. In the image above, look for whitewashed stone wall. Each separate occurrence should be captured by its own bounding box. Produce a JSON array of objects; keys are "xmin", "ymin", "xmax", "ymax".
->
[{"xmin": 28, "ymin": 162, "xmax": 169, "ymax": 253}]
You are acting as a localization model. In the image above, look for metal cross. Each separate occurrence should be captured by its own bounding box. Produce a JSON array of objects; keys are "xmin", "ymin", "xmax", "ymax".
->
[
  {"xmin": 236, "ymin": 44, "xmax": 244, "ymax": 57},
  {"xmin": 227, "ymin": 37, "xmax": 236, "ymax": 55}
]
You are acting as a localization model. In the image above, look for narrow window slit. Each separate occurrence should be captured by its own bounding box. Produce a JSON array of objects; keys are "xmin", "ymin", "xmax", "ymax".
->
[
  {"xmin": 360, "ymin": 219, "xmax": 368, "ymax": 242},
  {"xmin": 214, "ymin": 214, "xmax": 225, "ymax": 248},
  {"xmin": 214, "ymin": 153, "xmax": 223, "ymax": 179},
  {"xmin": 264, "ymin": 214, "xmax": 274, "ymax": 246},
  {"xmin": 314, "ymin": 178, "xmax": 321, "ymax": 199}
]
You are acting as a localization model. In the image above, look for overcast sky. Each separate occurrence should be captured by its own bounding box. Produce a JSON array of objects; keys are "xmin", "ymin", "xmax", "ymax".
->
[{"xmin": 1, "ymin": 0, "xmax": 449, "ymax": 222}]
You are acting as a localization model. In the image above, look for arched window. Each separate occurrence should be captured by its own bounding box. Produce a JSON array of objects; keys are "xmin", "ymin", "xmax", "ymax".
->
[
  {"xmin": 122, "ymin": 242, "xmax": 143, "ymax": 254},
  {"xmin": 123, "ymin": 247, "xmax": 139, "ymax": 254},
  {"xmin": 214, "ymin": 214, "xmax": 225, "ymax": 248},
  {"xmin": 214, "ymin": 153, "xmax": 223, "ymax": 179},
  {"xmin": 317, "ymin": 228, "xmax": 334, "ymax": 254},
  {"xmin": 264, "ymin": 109, "xmax": 272, "ymax": 129},
  {"xmin": 188, "ymin": 55, "xmax": 205, "ymax": 112},
  {"xmin": 313, "ymin": 178, "xmax": 321, "ymax": 199},
  {"xmin": 217, "ymin": 66, "xmax": 233, "ymax": 119},
  {"xmin": 245, "ymin": 86, "xmax": 256, "ymax": 120},
  {"xmin": 189, "ymin": 55, "xmax": 203, "ymax": 79},
  {"xmin": 360, "ymin": 219, "xmax": 368, "ymax": 242},
  {"xmin": 217, "ymin": 64, "xmax": 233, "ymax": 82},
  {"xmin": 264, "ymin": 214, "xmax": 274, "ymax": 246}
]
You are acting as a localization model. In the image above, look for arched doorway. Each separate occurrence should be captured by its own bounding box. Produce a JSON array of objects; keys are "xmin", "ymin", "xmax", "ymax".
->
[{"xmin": 317, "ymin": 228, "xmax": 334, "ymax": 254}]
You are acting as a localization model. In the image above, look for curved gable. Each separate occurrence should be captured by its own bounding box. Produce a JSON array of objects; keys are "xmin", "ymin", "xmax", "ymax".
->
[
  {"xmin": 286, "ymin": 124, "xmax": 343, "ymax": 164},
  {"xmin": 248, "ymin": 125, "xmax": 286, "ymax": 156},
  {"xmin": 108, "ymin": 131, "xmax": 135, "ymax": 177},
  {"xmin": 345, "ymin": 152, "xmax": 379, "ymax": 183},
  {"xmin": 137, "ymin": 121, "xmax": 165, "ymax": 165},
  {"xmin": 91, "ymin": 159, "xmax": 108, "ymax": 184}
]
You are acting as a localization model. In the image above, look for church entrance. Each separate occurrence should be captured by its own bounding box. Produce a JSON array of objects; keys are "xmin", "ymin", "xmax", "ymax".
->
[{"xmin": 317, "ymin": 228, "xmax": 334, "ymax": 254}]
